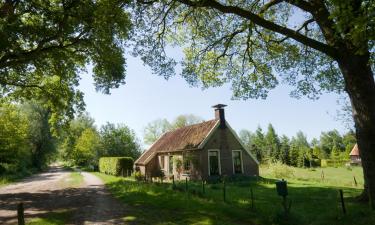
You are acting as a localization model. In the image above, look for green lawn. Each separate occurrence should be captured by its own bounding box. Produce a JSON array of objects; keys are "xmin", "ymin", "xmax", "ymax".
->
[{"xmin": 96, "ymin": 166, "xmax": 375, "ymax": 225}]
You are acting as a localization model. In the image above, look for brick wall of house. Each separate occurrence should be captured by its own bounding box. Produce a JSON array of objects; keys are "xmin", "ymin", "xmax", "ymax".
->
[{"xmin": 198, "ymin": 127, "xmax": 259, "ymax": 179}]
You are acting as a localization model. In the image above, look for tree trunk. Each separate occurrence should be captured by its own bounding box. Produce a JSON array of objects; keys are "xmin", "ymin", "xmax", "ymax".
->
[{"xmin": 338, "ymin": 52, "xmax": 375, "ymax": 209}]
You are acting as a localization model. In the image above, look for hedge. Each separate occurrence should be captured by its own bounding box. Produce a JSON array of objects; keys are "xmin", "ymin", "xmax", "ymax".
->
[
  {"xmin": 321, "ymin": 159, "xmax": 348, "ymax": 167},
  {"xmin": 99, "ymin": 157, "xmax": 134, "ymax": 176}
]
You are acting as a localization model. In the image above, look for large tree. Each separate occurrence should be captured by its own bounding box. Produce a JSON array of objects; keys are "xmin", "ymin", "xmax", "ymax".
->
[
  {"xmin": 22, "ymin": 102, "xmax": 56, "ymax": 170},
  {"xmin": 133, "ymin": 0, "xmax": 375, "ymax": 206},
  {"xmin": 99, "ymin": 122, "xmax": 141, "ymax": 159},
  {"xmin": 143, "ymin": 114, "xmax": 203, "ymax": 144},
  {"xmin": 0, "ymin": 0, "xmax": 131, "ymax": 126},
  {"xmin": 265, "ymin": 123, "xmax": 280, "ymax": 162}
]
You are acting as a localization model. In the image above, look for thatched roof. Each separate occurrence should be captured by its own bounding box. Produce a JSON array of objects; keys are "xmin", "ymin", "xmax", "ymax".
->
[
  {"xmin": 135, "ymin": 119, "xmax": 219, "ymax": 165},
  {"xmin": 349, "ymin": 144, "xmax": 360, "ymax": 156}
]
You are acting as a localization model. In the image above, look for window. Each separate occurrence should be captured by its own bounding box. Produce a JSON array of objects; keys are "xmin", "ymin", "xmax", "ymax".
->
[
  {"xmin": 160, "ymin": 156, "xmax": 165, "ymax": 169},
  {"xmin": 208, "ymin": 150, "xmax": 220, "ymax": 176},
  {"xmin": 232, "ymin": 150, "xmax": 243, "ymax": 174},
  {"xmin": 184, "ymin": 159, "xmax": 191, "ymax": 171},
  {"xmin": 169, "ymin": 156, "xmax": 173, "ymax": 174}
]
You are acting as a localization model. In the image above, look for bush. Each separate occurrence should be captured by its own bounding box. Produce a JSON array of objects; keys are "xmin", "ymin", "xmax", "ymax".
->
[
  {"xmin": 99, "ymin": 157, "xmax": 134, "ymax": 176},
  {"xmin": 269, "ymin": 162, "xmax": 295, "ymax": 179},
  {"xmin": 321, "ymin": 159, "xmax": 348, "ymax": 168},
  {"xmin": 134, "ymin": 171, "xmax": 145, "ymax": 181}
]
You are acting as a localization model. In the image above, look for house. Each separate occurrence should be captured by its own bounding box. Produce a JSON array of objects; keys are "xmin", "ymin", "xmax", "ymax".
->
[
  {"xmin": 134, "ymin": 104, "xmax": 259, "ymax": 180},
  {"xmin": 349, "ymin": 144, "xmax": 361, "ymax": 165}
]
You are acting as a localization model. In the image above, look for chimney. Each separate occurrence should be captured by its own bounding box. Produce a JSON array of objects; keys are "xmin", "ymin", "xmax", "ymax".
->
[{"xmin": 212, "ymin": 104, "xmax": 227, "ymax": 128}]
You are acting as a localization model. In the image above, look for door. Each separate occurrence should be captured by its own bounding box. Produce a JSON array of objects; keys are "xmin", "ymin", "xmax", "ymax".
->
[{"xmin": 208, "ymin": 150, "xmax": 220, "ymax": 176}]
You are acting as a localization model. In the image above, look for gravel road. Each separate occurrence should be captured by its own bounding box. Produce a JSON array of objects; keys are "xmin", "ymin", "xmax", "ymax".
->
[{"xmin": 0, "ymin": 166, "xmax": 127, "ymax": 224}]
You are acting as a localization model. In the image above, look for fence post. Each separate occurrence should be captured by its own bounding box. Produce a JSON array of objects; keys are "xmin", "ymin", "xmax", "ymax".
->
[
  {"xmin": 339, "ymin": 189, "xmax": 346, "ymax": 214},
  {"xmin": 17, "ymin": 202, "xmax": 25, "ymax": 225},
  {"xmin": 202, "ymin": 179, "xmax": 205, "ymax": 195},
  {"xmin": 223, "ymin": 180, "xmax": 226, "ymax": 202},
  {"xmin": 172, "ymin": 176, "xmax": 175, "ymax": 189},
  {"xmin": 185, "ymin": 177, "xmax": 188, "ymax": 192}
]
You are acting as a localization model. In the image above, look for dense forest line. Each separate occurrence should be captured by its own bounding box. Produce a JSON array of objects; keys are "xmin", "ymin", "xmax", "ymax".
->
[{"xmin": 239, "ymin": 125, "xmax": 356, "ymax": 167}]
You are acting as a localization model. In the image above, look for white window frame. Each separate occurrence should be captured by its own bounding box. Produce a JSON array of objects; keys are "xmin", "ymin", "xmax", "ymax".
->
[
  {"xmin": 168, "ymin": 155, "xmax": 174, "ymax": 174},
  {"xmin": 158, "ymin": 155, "xmax": 164, "ymax": 169},
  {"xmin": 208, "ymin": 149, "xmax": 221, "ymax": 176},
  {"xmin": 232, "ymin": 150, "xmax": 244, "ymax": 174}
]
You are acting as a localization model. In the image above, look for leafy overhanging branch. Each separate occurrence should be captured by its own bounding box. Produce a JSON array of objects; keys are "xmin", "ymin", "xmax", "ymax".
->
[{"xmin": 175, "ymin": 0, "xmax": 338, "ymax": 58}]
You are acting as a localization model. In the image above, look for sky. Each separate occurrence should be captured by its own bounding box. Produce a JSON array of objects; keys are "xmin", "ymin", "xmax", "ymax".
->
[{"xmin": 78, "ymin": 47, "xmax": 348, "ymax": 147}]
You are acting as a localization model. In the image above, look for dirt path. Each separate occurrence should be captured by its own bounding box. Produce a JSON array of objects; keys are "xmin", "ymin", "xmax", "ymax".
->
[{"xmin": 0, "ymin": 167, "xmax": 127, "ymax": 224}]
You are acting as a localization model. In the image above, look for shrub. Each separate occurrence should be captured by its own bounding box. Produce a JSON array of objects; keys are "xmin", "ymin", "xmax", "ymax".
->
[
  {"xmin": 99, "ymin": 157, "xmax": 134, "ymax": 176},
  {"xmin": 321, "ymin": 159, "xmax": 348, "ymax": 168},
  {"xmin": 269, "ymin": 162, "xmax": 295, "ymax": 179},
  {"xmin": 134, "ymin": 171, "xmax": 145, "ymax": 181}
]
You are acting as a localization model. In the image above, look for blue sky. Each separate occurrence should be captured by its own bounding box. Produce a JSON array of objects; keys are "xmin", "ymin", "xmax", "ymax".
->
[{"xmin": 78, "ymin": 49, "xmax": 347, "ymax": 147}]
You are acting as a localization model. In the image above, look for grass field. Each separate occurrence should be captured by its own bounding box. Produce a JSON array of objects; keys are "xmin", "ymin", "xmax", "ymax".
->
[{"xmin": 96, "ymin": 166, "xmax": 375, "ymax": 225}]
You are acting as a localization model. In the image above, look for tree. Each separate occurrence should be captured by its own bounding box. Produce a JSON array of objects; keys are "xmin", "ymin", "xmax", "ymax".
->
[
  {"xmin": 22, "ymin": 102, "xmax": 56, "ymax": 170},
  {"xmin": 0, "ymin": 0, "xmax": 132, "ymax": 126},
  {"xmin": 73, "ymin": 128, "xmax": 100, "ymax": 167},
  {"xmin": 239, "ymin": 129, "xmax": 253, "ymax": 150},
  {"xmin": 172, "ymin": 114, "xmax": 204, "ymax": 129},
  {"xmin": 295, "ymin": 131, "xmax": 310, "ymax": 149},
  {"xmin": 280, "ymin": 135, "xmax": 291, "ymax": 165},
  {"xmin": 320, "ymin": 130, "xmax": 345, "ymax": 156},
  {"xmin": 143, "ymin": 114, "xmax": 203, "ymax": 145},
  {"xmin": 289, "ymin": 139, "xmax": 300, "ymax": 167},
  {"xmin": 330, "ymin": 144, "xmax": 341, "ymax": 166},
  {"xmin": 99, "ymin": 122, "xmax": 141, "ymax": 159},
  {"xmin": 264, "ymin": 124, "xmax": 280, "ymax": 162},
  {"xmin": 143, "ymin": 119, "xmax": 171, "ymax": 145},
  {"xmin": 0, "ymin": 103, "xmax": 30, "ymax": 172},
  {"xmin": 250, "ymin": 126, "xmax": 266, "ymax": 163},
  {"xmin": 134, "ymin": 0, "xmax": 375, "ymax": 206},
  {"xmin": 59, "ymin": 113, "xmax": 96, "ymax": 163}
]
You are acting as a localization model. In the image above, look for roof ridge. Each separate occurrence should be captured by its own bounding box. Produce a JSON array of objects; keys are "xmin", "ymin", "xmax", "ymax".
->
[{"xmin": 164, "ymin": 119, "xmax": 218, "ymax": 134}]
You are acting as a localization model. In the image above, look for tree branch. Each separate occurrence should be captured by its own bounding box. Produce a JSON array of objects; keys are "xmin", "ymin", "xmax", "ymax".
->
[
  {"xmin": 176, "ymin": 0, "xmax": 338, "ymax": 58},
  {"xmin": 259, "ymin": 0, "xmax": 283, "ymax": 15}
]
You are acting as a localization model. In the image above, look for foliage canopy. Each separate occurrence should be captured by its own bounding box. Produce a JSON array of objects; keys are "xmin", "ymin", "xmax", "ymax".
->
[{"xmin": 0, "ymin": 0, "xmax": 132, "ymax": 125}]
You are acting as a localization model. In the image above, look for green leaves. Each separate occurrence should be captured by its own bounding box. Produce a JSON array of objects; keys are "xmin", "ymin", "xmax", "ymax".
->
[
  {"xmin": 74, "ymin": 128, "xmax": 100, "ymax": 166},
  {"xmin": 99, "ymin": 122, "xmax": 141, "ymax": 159},
  {"xmin": 0, "ymin": 0, "xmax": 132, "ymax": 125},
  {"xmin": 143, "ymin": 114, "xmax": 204, "ymax": 145},
  {"xmin": 133, "ymin": 0, "xmax": 370, "ymax": 99}
]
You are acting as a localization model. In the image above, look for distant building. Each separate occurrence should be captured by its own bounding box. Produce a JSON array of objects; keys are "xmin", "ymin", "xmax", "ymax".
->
[
  {"xmin": 134, "ymin": 104, "xmax": 259, "ymax": 180},
  {"xmin": 349, "ymin": 144, "xmax": 361, "ymax": 166}
]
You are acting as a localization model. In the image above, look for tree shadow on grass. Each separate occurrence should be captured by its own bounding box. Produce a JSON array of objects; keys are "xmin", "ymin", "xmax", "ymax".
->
[{"xmin": 103, "ymin": 177, "xmax": 375, "ymax": 225}]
